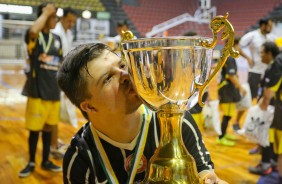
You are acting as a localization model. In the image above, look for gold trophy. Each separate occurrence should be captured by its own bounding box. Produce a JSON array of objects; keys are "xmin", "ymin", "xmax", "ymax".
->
[{"xmin": 121, "ymin": 13, "xmax": 238, "ymax": 184}]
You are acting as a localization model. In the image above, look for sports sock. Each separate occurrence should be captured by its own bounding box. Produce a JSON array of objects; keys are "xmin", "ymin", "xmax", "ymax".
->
[
  {"xmin": 42, "ymin": 131, "xmax": 51, "ymax": 163},
  {"xmin": 29, "ymin": 131, "xmax": 39, "ymax": 163},
  {"xmin": 261, "ymin": 144, "xmax": 274, "ymax": 163},
  {"xmin": 219, "ymin": 116, "xmax": 231, "ymax": 139}
]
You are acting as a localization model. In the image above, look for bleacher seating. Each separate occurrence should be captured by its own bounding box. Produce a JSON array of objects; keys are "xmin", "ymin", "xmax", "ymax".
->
[
  {"xmin": 123, "ymin": 0, "xmax": 198, "ymax": 37},
  {"xmin": 214, "ymin": 0, "xmax": 280, "ymax": 35},
  {"xmin": 122, "ymin": 0, "xmax": 281, "ymax": 37},
  {"xmin": 100, "ymin": 0, "xmax": 141, "ymax": 37},
  {"xmin": 268, "ymin": 3, "xmax": 282, "ymax": 21}
]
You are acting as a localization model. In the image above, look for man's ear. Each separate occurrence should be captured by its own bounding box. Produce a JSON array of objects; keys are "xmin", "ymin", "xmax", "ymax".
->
[{"xmin": 80, "ymin": 101, "xmax": 97, "ymax": 113}]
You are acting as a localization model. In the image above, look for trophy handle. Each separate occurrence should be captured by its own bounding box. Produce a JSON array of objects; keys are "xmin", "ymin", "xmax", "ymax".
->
[
  {"xmin": 195, "ymin": 13, "xmax": 239, "ymax": 107},
  {"xmin": 121, "ymin": 30, "xmax": 135, "ymax": 42},
  {"xmin": 120, "ymin": 30, "xmax": 134, "ymax": 63}
]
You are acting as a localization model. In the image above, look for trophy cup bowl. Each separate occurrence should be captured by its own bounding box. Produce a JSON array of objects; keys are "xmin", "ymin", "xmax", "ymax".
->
[
  {"xmin": 122, "ymin": 37, "xmax": 213, "ymax": 112},
  {"xmin": 121, "ymin": 13, "xmax": 238, "ymax": 184}
]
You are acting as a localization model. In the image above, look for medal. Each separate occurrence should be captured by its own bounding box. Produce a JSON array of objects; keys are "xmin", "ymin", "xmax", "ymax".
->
[
  {"xmin": 90, "ymin": 105, "xmax": 151, "ymax": 184},
  {"xmin": 39, "ymin": 32, "xmax": 53, "ymax": 54}
]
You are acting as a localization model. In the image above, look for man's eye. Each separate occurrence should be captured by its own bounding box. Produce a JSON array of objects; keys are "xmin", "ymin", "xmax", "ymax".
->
[
  {"xmin": 120, "ymin": 63, "xmax": 127, "ymax": 69},
  {"xmin": 104, "ymin": 75, "xmax": 112, "ymax": 83}
]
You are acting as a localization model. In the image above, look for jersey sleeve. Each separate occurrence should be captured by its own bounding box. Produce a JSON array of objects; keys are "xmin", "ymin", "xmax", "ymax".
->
[
  {"xmin": 225, "ymin": 57, "xmax": 237, "ymax": 76},
  {"xmin": 63, "ymin": 135, "xmax": 95, "ymax": 184},
  {"xmin": 263, "ymin": 57, "xmax": 282, "ymax": 90},
  {"xmin": 182, "ymin": 111, "xmax": 214, "ymax": 172},
  {"xmin": 239, "ymin": 31, "xmax": 254, "ymax": 48}
]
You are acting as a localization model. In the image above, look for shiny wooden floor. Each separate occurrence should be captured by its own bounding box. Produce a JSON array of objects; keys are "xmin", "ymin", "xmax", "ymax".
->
[{"xmin": 0, "ymin": 64, "xmax": 260, "ymax": 184}]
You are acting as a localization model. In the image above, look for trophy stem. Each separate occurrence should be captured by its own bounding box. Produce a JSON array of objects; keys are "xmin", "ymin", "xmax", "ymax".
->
[{"xmin": 142, "ymin": 107, "xmax": 202, "ymax": 184}]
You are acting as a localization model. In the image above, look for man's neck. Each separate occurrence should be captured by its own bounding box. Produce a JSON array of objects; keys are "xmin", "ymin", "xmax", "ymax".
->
[
  {"xmin": 90, "ymin": 108, "xmax": 143, "ymax": 143},
  {"xmin": 260, "ymin": 29, "xmax": 267, "ymax": 36},
  {"xmin": 42, "ymin": 27, "xmax": 50, "ymax": 34}
]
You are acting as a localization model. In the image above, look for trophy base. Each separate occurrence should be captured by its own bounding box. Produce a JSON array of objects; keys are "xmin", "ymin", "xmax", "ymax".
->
[{"xmin": 141, "ymin": 154, "xmax": 203, "ymax": 184}]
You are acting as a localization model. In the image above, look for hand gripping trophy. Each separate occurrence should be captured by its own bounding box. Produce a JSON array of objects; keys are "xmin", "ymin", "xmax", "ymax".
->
[{"xmin": 121, "ymin": 13, "xmax": 238, "ymax": 184}]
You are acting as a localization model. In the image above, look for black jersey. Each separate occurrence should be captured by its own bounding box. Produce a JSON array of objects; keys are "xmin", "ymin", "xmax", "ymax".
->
[
  {"xmin": 218, "ymin": 57, "xmax": 241, "ymax": 103},
  {"xmin": 63, "ymin": 106, "xmax": 214, "ymax": 184},
  {"xmin": 22, "ymin": 30, "xmax": 62, "ymax": 101},
  {"xmin": 262, "ymin": 53, "xmax": 282, "ymax": 130}
]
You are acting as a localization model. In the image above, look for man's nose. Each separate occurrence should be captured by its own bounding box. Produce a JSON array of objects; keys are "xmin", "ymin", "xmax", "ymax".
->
[{"xmin": 120, "ymin": 69, "xmax": 130, "ymax": 84}]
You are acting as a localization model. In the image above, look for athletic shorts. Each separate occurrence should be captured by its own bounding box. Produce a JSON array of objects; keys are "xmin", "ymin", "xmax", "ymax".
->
[
  {"xmin": 269, "ymin": 128, "xmax": 282, "ymax": 154},
  {"xmin": 248, "ymin": 72, "xmax": 261, "ymax": 99},
  {"xmin": 25, "ymin": 97, "xmax": 60, "ymax": 131},
  {"xmin": 219, "ymin": 103, "xmax": 236, "ymax": 117}
]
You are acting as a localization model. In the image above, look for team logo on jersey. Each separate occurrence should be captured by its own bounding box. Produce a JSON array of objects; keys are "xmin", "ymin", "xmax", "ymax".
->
[{"xmin": 124, "ymin": 154, "xmax": 147, "ymax": 174}]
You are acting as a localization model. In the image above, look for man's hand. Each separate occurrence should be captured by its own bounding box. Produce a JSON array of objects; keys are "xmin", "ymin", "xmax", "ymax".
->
[
  {"xmin": 247, "ymin": 57, "xmax": 254, "ymax": 68},
  {"xmin": 258, "ymin": 88, "xmax": 275, "ymax": 111},
  {"xmin": 239, "ymin": 86, "xmax": 247, "ymax": 97},
  {"xmin": 215, "ymin": 177, "xmax": 229, "ymax": 184},
  {"xmin": 199, "ymin": 171, "xmax": 229, "ymax": 184},
  {"xmin": 42, "ymin": 4, "xmax": 56, "ymax": 17}
]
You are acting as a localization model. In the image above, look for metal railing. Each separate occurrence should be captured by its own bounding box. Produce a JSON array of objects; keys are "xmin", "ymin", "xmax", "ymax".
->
[{"xmin": 145, "ymin": 6, "xmax": 217, "ymax": 37}]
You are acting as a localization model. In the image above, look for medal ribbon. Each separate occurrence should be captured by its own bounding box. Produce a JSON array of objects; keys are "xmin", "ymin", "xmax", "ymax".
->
[
  {"xmin": 90, "ymin": 105, "xmax": 151, "ymax": 184},
  {"xmin": 39, "ymin": 32, "xmax": 53, "ymax": 54}
]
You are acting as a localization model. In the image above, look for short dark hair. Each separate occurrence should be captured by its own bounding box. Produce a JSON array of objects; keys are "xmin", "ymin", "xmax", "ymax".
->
[
  {"xmin": 63, "ymin": 7, "xmax": 77, "ymax": 17},
  {"xmin": 37, "ymin": 3, "xmax": 47, "ymax": 17},
  {"xmin": 57, "ymin": 43, "xmax": 111, "ymax": 119},
  {"xmin": 262, "ymin": 41, "xmax": 280, "ymax": 58},
  {"xmin": 259, "ymin": 17, "xmax": 271, "ymax": 27},
  {"xmin": 117, "ymin": 20, "xmax": 128, "ymax": 27}
]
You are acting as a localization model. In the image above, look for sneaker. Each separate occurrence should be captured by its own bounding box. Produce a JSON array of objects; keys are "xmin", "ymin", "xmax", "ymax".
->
[
  {"xmin": 41, "ymin": 161, "xmax": 62, "ymax": 172},
  {"xmin": 216, "ymin": 137, "xmax": 236, "ymax": 146},
  {"xmin": 224, "ymin": 134, "xmax": 238, "ymax": 141},
  {"xmin": 270, "ymin": 159, "xmax": 278, "ymax": 171},
  {"xmin": 248, "ymin": 163, "xmax": 272, "ymax": 175},
  {"xmin": 19, "ymin": 162, "xmax": 35, "ymax": 178},
  {"xmin": 249, "ymin": 146, "xmax": 262, "ymax": 155}
]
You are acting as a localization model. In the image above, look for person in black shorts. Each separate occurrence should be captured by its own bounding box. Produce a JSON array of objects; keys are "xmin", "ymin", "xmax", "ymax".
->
[
  {"xmin": 57, "ymin": 43, "xmax": 228, "ymax": 183},
  {"xmin": 248, "ymin": 42, "xmax": 281, "ymax": 180},
  {"xmin": 217, "ymin": 42, "xmax": 246, "ymax": 146},
  {"xmin": 19, "ymin": 3, "xmax": 62, "ymax": 178}
]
